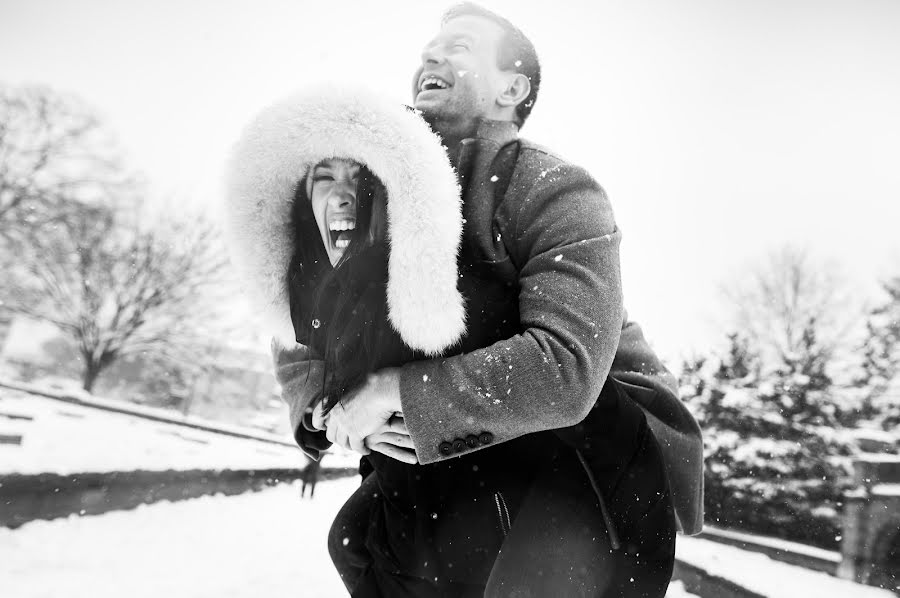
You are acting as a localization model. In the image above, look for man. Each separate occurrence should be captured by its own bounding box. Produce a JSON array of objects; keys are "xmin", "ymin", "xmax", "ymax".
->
[{"xmin": 277, "ymin": 3, "xmax": 703, "ymax": 596}]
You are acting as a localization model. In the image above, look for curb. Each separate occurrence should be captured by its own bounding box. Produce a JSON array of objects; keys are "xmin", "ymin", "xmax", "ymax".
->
[
  {"xmin": 0, "ymin": 467, "xmax": 358, "ymax": 529},
  {"xmin": 697, "ymin": 526, "xmax": 840, "ymax": 575},
  {"xmin": 673, "ymin": 559, "xmax": 767, "ymax": 598}
]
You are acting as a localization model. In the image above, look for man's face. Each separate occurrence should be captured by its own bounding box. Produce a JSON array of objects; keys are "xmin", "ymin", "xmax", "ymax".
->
[
  {"xmin": 414, "ymin": 15, "xmax": 510, "ymax": 125},
  {"xmin": 309, "ymin": 158, "xmax": 359, "ymax": 266}
]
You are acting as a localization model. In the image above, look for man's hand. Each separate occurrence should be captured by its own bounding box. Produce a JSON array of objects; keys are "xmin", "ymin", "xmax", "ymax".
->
[
  {"xmin": 365, "ymin": 414, "xmax": 418, "ymax": 464},
  {"xmin": 323, "ymin": 367, "xmax": 405, "ymax": 455}
]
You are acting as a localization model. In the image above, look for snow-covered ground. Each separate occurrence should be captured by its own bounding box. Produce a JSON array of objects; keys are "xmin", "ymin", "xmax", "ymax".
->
[
  {"xmin": 0, "ymin": 388, "xmax": 359, "ymax": 475},
  {"xmin": 1, "ymin": 387, "xmax": 892, "ymax": 597},
  {"xmin": 0, "ymin": 478, "xmax": 698, "ymax": 598},
  {"xmin": 677, "ymin": 535, "xmax": 896, "ymax": 597}
]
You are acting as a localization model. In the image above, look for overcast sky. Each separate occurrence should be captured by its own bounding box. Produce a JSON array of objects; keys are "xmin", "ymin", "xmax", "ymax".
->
[{"xmin": 3, "ymin": 0, "xmax": 899, "ymax": 364}]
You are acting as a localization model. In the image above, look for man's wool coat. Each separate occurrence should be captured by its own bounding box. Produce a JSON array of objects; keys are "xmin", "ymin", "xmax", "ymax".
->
[{"xmin": 227, "ymin": 91, "xmax": 703, "ymax": 538}]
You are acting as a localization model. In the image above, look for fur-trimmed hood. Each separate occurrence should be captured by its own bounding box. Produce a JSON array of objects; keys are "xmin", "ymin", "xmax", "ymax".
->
[{"xmin": 224, "ymin": 86, "xmax": 465, "ymax": 355}]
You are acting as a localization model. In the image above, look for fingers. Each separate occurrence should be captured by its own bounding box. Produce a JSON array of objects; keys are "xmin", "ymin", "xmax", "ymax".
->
[
  {"xmin": 311, "ymin": 402, "xmax": 327, "ymax": 430},
  {"xmin": 349, "ymin": 432, "xmax": 370, "ymax": 456},
  {"xmin": 366, "ymin": 431, "xmax": 415, "ymax": 450},
  {"xmin": 325, "ymin": 421, "xmax": 338, "ymax": 446},
  {"xmin": 366, "ymin": 431, "xmax": 416, "ymax": 450},
  {"xmin": 387, "ymin": 415, "xmax": 409, "ymax": 436},
  {"xmin": 325, "ymin": 402, "xmax": 368, "ymax": 455},
  {"xmin": 325, "ymin": 415, "xmax": 349, "ymax": 452},
  {"xmin": 368, "ymin": 442, "xmax": 419, "ymax": 465},
  {"xmin": 335, "ymin": 427, "xmax": 351, "ymax": 453}
]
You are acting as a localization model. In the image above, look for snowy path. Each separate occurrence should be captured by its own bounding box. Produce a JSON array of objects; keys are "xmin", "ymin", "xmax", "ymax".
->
[
  {"xmin": 1, "ymin": 478, "xmax": 698, "ymax": 598},
  {"xmin": 1, "ymin": 479, "xmax": 353, "ymax": 598}
]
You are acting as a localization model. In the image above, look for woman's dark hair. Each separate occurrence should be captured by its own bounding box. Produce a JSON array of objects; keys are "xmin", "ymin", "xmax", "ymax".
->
[{"xmin": 287, "ymin": 162, "xmax": 404, "ymax": 413}]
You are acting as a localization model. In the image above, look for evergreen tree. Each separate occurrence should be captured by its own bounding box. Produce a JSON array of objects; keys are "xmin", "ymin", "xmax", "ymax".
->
[
  {"xmin": 682, "ymin": 328, "xmax": 856, "ymax": 549},
  {"xmin": 855, "ymin": 277, "xmax": 900, "ymax": 429}
]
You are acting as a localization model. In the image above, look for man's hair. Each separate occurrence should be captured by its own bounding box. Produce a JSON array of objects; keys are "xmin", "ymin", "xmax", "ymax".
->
[{"xmin": 442, "ymin": 3, "xmax": 541, "ymax": 128}]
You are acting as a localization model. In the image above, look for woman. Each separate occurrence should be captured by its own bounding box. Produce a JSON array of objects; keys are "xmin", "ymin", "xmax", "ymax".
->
[
  {"xmin": 226, "ymin": 87, "xmax": 676, "ymax": 597},
  {"xmin": 226, "ymin": 87, "xmax": 502, "ymax": 597}
]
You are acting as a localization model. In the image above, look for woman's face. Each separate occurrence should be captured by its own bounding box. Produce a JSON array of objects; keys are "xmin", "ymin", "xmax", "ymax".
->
[{"xmin": 309, "ymin": 158, "xmax": 360, "ymax": 266}]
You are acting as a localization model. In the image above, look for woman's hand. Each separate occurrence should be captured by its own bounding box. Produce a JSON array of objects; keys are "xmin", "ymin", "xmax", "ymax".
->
[
  {"xmin": 365, "ymin": 414, "xmax": 418, "ymax": 464},
  {"xmin": 311, "ymin": 401, "xmax": 329, "ymax": 431},
  {"xmin": 323, "ymin": 368, "xmax": 406, "ymax": 455}
]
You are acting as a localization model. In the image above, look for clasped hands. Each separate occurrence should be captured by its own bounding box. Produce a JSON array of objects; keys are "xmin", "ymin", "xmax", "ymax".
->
[{"xmin": 312, "ymin": 367, "xmax": 419, "ymax": 465}]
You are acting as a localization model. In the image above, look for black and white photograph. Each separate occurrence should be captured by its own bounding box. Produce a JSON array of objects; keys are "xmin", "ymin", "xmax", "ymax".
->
[{"xmin": 1, "ymin": 1, "xmax": 899, "ymax": 596}]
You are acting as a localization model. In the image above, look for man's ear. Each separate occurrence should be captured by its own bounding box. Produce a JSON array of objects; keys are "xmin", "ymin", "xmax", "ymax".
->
[{"xmin": 497, "ymin": 73, "xmax": 531, "ymax": 109}]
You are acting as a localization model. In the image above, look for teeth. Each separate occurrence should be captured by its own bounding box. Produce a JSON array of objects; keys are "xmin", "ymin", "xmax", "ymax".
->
[
  {"xmin": 328, "ymin": 220, "xmax": 356, "ymax": 231},
  {"xmin": 335, "ymin": 239, "xmax": 350, "ymax": 249},
  {"xmin": 420, "ymin": 76, "xmax": 450, "ymax": 92}
]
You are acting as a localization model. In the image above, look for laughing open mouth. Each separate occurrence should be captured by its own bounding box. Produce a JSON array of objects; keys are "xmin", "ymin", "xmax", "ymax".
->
[
  {"xmin": 419, "ymin": 75, "xmax": 451, "ymax": 92},
  {"xmin": 328, "ymin": 219, "xmax": 356, "ymax": 249}
]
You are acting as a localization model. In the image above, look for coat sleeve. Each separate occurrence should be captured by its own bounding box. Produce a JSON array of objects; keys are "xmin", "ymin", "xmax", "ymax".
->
[
  {"xmin": 270, "ymin": 338, "xmax": 332, "ymax": 460},
  {"xmin": 398, "ymin": 163, "xmax": 624, "ymax": 464}
]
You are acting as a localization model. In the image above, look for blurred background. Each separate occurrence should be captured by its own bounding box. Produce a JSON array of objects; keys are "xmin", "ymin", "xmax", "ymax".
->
[{"xmin": 1, "ymin": 0, "xmax": 899, "ymax": 596}]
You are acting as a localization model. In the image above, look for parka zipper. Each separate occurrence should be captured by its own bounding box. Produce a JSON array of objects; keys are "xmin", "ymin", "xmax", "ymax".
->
[{"xmin": 493, "ymin": 491, "xmax": 511, "ymax": 537}]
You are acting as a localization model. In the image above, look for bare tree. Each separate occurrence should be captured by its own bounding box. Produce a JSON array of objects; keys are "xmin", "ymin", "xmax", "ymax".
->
[
  {"xmin": 0, "ymin": 84, "xmax": 127, "ymax": 238},
  {"xmin": 4, "ymin": 198, "xmax": 231, "ymax": 392},
  {"xmin": 722, "ymin": 246, "xmax": 858, "ymax": 372}
]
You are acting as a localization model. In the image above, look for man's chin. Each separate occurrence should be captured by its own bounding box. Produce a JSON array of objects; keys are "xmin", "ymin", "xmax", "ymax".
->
[
  {"xmin": 414, "ymin": 89, "xmax": 454, "ymax": 110},
  {"xmin": 413, "ymin": 95, "xmax": 438, "ymax": 111},
  {"xmin": 414, "ymin": 100, "xmax": 451, "ymax": 125}
]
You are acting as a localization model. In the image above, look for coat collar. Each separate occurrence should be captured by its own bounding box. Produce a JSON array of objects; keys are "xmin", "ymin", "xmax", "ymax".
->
[
  {"xmin": 470, "ymin": 119, "xmax": 519, "ymax": 147},
  {"xmin": 452, "ymin": 119, "xmax": 519, "ymax": 196}
]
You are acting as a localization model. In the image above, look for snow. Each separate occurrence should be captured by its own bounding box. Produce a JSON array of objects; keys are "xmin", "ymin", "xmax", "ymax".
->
[
  {"xmin": 0, "ymin": 390, "xmax": 361, "ymax": 475},
  {"xmin": 701, "ymin": 525, "xmax": 841, "ymax": 563},
  {"xmin": 872, "ymin": 483, "xmax": 900, "ymax": 497},
  {"xmin": 0, "ymin": 478, "xmax": 699, "ymax": 597},
  {"xmin": 3, "ymin": 385, "xmax": 888, "ymax": 597},
  {"xmin": 0, "ymin": 479, "xmax": 355, "ymax": 597},
  {"xmin": 2, "ymin": 377, "xmax": 292, "ymax": 444},
  {"xmin": 676, "ymin": 535, "xmax": 896, "ymax": 597},
  {"xmin": 731, "ymin": 437, "xmax": 795, "ymax": 466},
  {"xmin": 856, "ymin": 452, "xmax": 900, "ymax": 463}
]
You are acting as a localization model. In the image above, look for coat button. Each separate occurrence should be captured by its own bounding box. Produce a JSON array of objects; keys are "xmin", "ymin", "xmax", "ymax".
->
[
  {"xmin": 478, "ymin": 432, "xmax": 494, "ymax": 445},
  {"xmin": 452, "ymin": 439, "xmax": 467, "ymax": 453},
  {"xmin": 311, "ymin": 318, "xmax": 321, "ymax": 329},
  {"xmin": 465, "ymin": 435, "xmax": 479, "ymax": 448},
  {"xmin": 439, "ymin": 441, "xmax": 453, "ymax": 456}
]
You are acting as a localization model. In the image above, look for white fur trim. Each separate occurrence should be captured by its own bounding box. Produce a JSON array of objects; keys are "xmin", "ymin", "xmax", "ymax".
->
[{"xmin": 224, "ymin": 85, "xmax": 465, "ymax": 355}]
